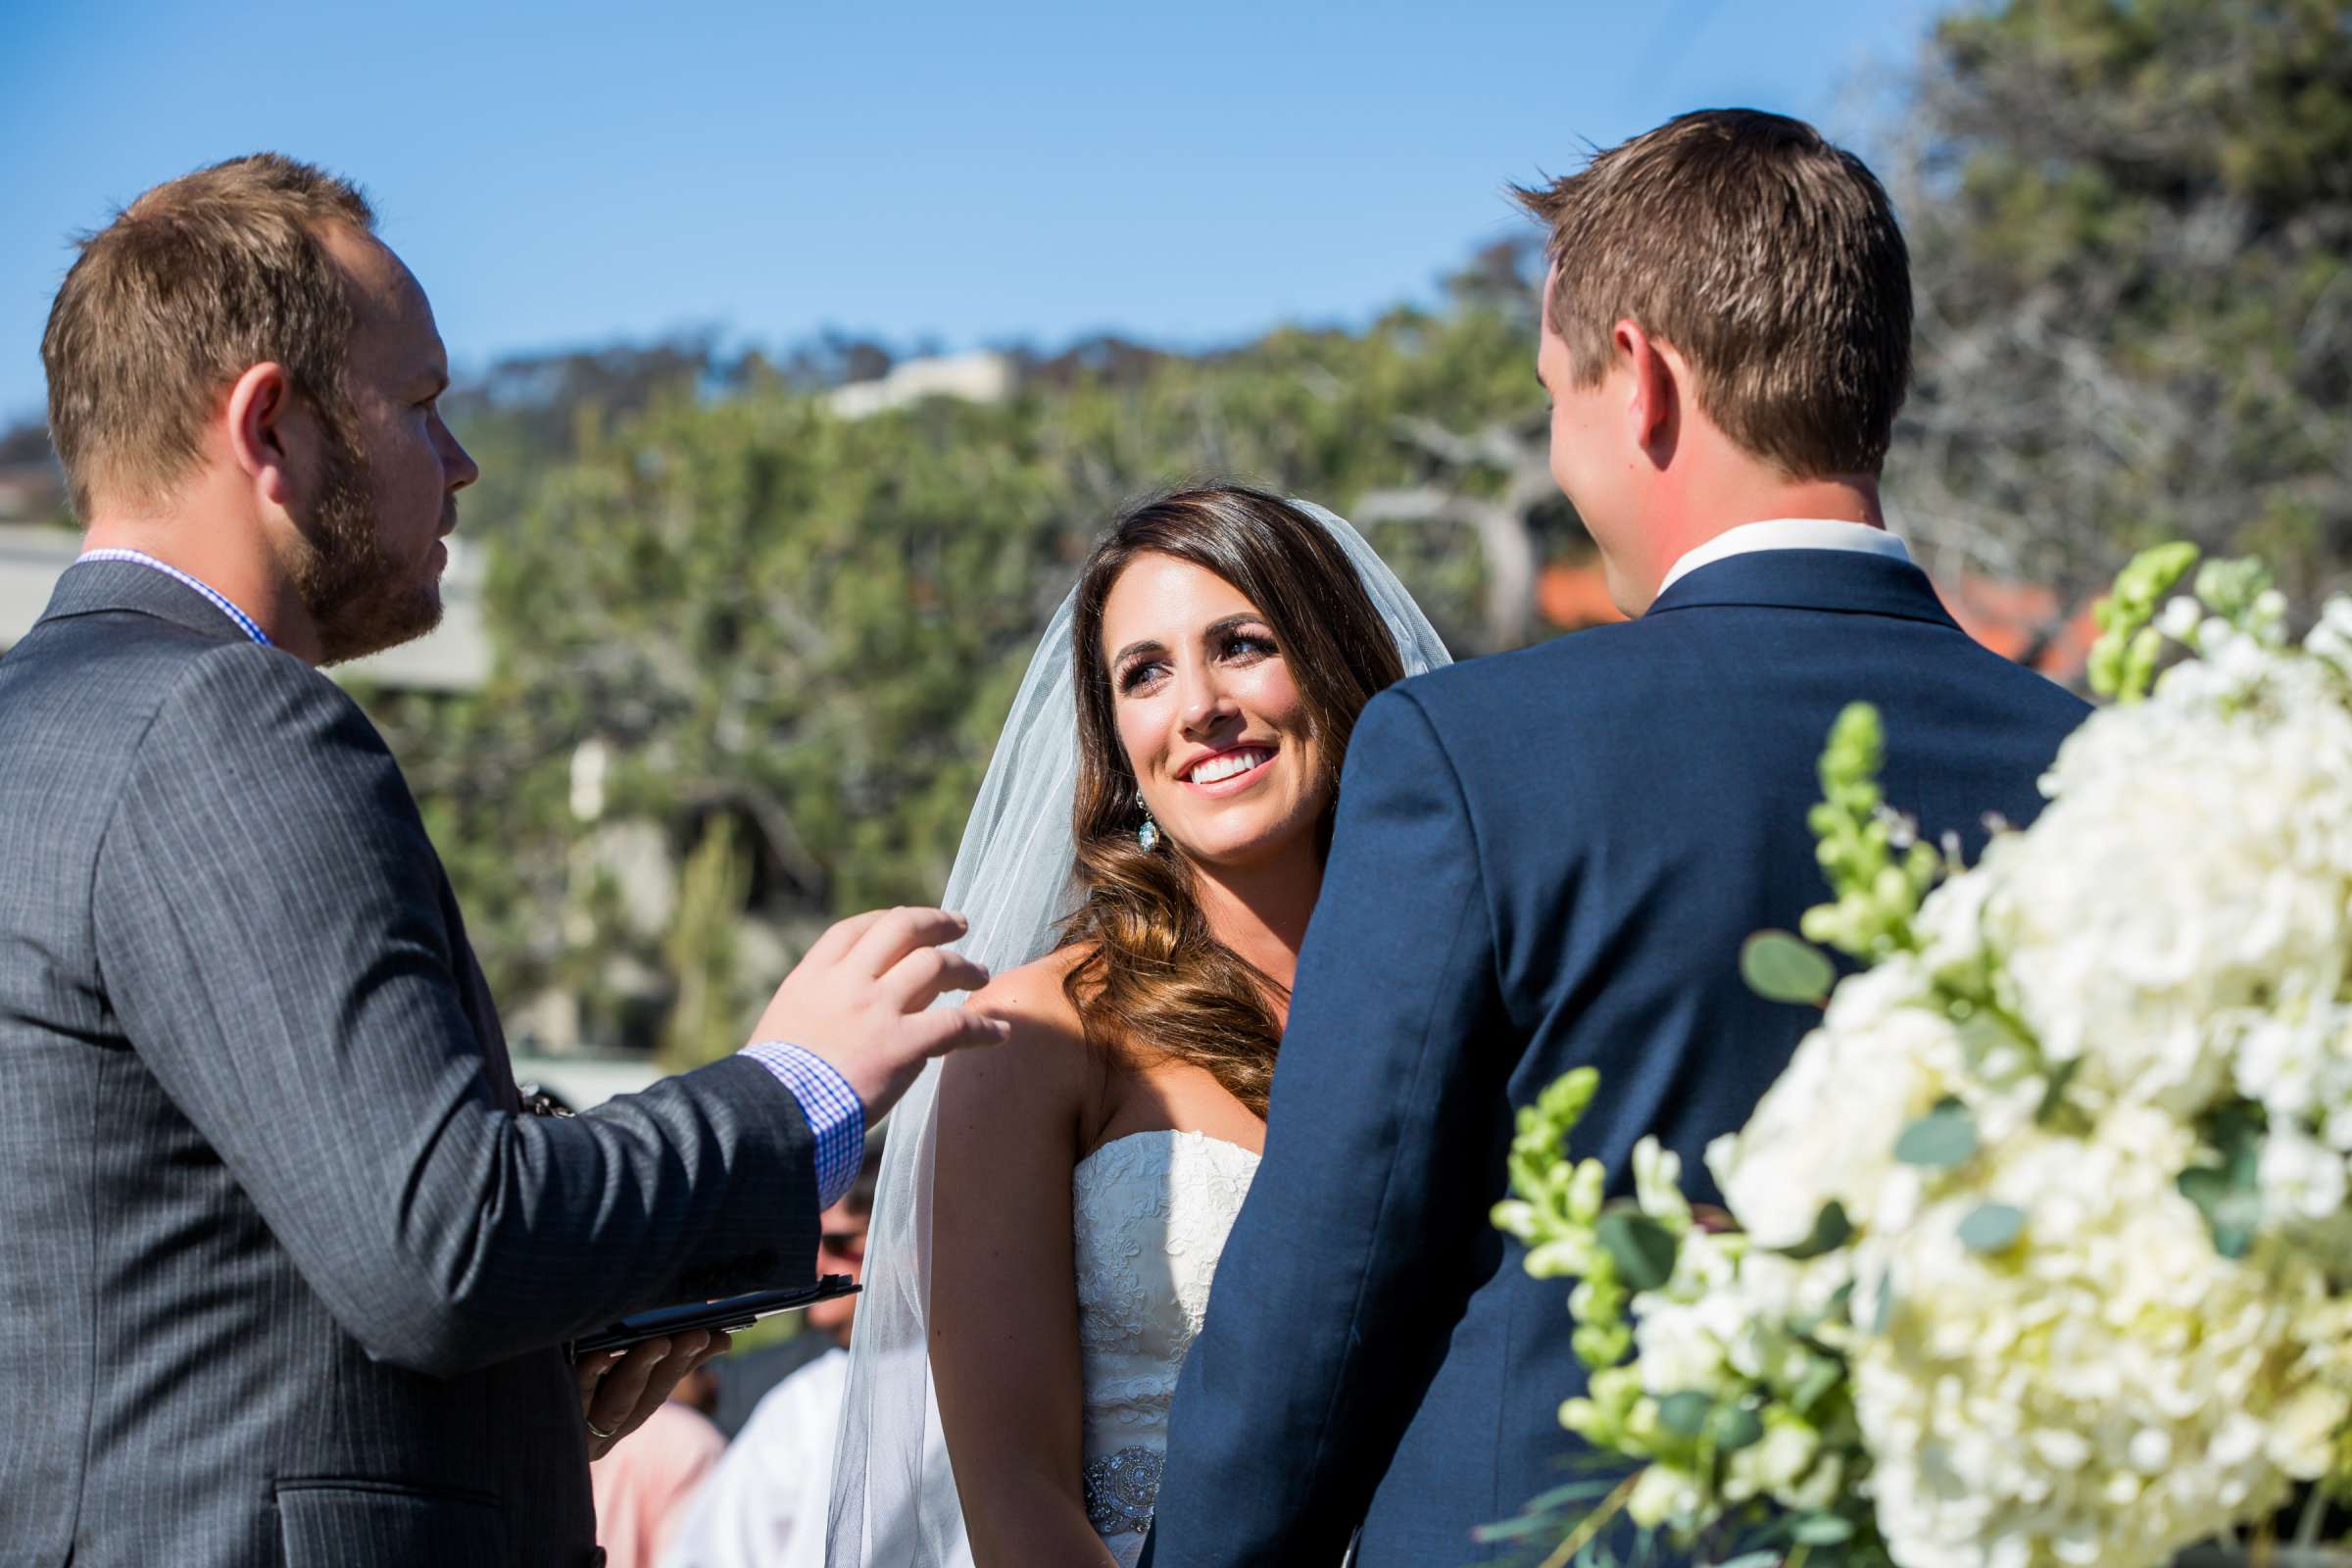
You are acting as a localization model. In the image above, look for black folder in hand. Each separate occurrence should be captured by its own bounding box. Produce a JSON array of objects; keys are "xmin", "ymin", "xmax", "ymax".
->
[{"xmin": 567, "ymin": 1275, "xmax": 860, "ymax": 1359}]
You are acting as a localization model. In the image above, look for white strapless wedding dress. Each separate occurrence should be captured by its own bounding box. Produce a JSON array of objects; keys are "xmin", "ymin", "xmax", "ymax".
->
[{"xmin": 1072, "ymin": 1129, "xmax": 1261, "ymax": 1567}]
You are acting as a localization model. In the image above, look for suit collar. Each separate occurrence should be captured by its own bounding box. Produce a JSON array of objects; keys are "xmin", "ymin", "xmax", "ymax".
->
[
  {"xmin": 1642, "ymin": 547, "xmax": 1961, "ymax": 631},
  {"xmin": 35, "ymin": 558, "xmax": 254, "ymax": 646}
]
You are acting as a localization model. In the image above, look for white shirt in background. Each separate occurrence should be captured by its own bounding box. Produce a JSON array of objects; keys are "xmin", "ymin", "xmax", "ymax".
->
[{"xmin": 660, "ymin": 1348, "xmax": 848, "ymax": 1568}]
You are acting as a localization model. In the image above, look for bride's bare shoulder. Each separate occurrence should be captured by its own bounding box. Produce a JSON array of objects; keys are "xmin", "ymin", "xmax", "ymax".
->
[
  {"xmin": 968, "ymin": 944, "xmax": 1090, "ymax": 1036},
  {"xmin": 946, "ymin": 945, "xmax": 1101, "ymax": 1108}
]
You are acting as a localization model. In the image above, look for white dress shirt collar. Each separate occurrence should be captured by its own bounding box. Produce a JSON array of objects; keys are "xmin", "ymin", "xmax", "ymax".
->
[
  {"xmin": 1657, "ymin": 517, "xmax": 1910, "ymax": 597},
  {"xmin": 75, "ymin": 548, "xmax": 275, "ymax": 646}
]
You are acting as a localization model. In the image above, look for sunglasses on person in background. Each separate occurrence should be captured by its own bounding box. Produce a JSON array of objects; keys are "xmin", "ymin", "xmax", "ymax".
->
[{"xmin": 820, "ymin": 1229, "xmax": 867, "ymax": 1262}]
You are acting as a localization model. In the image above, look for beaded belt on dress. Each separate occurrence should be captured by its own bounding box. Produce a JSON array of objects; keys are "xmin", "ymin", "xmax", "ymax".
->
[{"xmin": 1083, "ymin": 1446, "xmax": 1163, "ymax": 1537}]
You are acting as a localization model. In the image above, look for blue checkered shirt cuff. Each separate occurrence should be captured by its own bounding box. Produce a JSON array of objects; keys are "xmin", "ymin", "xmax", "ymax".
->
[{"xmin": 743, "ymin": 1043, "xmax": 866, "ymax": 1211}]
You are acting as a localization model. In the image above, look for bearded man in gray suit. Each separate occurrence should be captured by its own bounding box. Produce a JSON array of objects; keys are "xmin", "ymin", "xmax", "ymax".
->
[{"xmin": 0, "ymin": 154, "xmax": 1008, "ymax": 1568}]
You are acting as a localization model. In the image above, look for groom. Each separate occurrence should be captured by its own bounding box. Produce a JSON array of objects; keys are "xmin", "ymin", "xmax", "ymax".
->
[{"xmin": 1143, "ymin": 111, "xmax": 2090, "ymax": 1564}]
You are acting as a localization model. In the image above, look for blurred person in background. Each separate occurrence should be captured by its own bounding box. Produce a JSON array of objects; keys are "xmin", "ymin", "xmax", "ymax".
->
[
  {"xmin": 593, "ymin": 1358, "xmax": 726, "ymax": 1568},
  {"xmin": 661, "ymin": 1144, "xmax": 886, "ymax": 1568}
]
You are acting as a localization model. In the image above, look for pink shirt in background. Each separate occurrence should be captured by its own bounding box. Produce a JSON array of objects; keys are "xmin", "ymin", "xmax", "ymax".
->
[{"xmin": 591, "ymin": 1400, "xmax": 727, "ymax": 1568}]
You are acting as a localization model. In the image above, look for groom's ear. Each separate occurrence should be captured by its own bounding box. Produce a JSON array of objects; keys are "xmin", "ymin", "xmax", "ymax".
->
[{"xmin": 1614, "ymin": 319, "xmax": 1680, "ymax": 466}]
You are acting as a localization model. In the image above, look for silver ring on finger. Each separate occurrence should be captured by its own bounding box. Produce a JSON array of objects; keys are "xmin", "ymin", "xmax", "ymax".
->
[{"xmin": 585, "ymin": 1415, "xmax": 619, "ymax": 1441}]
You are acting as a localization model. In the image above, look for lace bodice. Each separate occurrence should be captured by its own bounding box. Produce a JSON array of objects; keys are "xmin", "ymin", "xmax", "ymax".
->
[{"xmin": 1072, "ymin": 1129, "xmax": 1259, "ymax": 1564}]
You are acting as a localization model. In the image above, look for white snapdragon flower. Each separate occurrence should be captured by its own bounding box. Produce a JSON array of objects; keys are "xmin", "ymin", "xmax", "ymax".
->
[
  {"xmin": 1720, "ymin": 1246, "xmax": 1847, "ymax": 1338},
  {"xmin": 1723, "ymin": 1412, "xmax": 1821, "ymax": 1505},
  {"xmin": 2154, "ymin": 594, "xmax": 2203, "ymax": 643},
  {"xmin": 1624, "ymin": 1463, "xmax": 1707, "ymax": 1532},
  {"xmin": 1629, "ymin": 1224, "xmax": 1748, "ymax": 1396},
  {"xmin": 1631, "ymin": 1137, "xmax": 1691, "ymax": 1232},
  {"xmin": 1631, "ymin": 1296, "xmax": 1730, "ymax": 1398}
]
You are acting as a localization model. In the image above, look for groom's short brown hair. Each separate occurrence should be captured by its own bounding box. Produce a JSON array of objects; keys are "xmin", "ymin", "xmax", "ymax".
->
[
  {"xmin": 1514, "ymin": 109, "xmax": 1911, "ymax": 479},
  {"xmin": 41, "ymin": 153, "xmax": 375, "ymax": 520}
]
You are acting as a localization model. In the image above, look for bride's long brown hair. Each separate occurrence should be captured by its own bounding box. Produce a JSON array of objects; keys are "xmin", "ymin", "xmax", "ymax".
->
[{"xmin": 1058, "ymin": 486, "xmax": 1407, "ymax": 1115}]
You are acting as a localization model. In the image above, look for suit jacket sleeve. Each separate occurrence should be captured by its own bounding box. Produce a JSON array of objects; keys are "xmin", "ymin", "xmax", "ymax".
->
[
  {"xmin": 1147, "ymin": 685, "xmax": 1509, "ymax": 1565},
  {"xmin": 91, "ymin": 645, "xmax": 820, "ymax": 1377}
]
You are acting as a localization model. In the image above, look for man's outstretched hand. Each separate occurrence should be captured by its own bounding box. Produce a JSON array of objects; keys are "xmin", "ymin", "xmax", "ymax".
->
[{"xmin": 748, "ymin": 906, "xmax": 1009, "ymax": 1119}]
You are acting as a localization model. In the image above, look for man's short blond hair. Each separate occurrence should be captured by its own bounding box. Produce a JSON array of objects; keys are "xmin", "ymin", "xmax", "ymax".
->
[
  {"xmin": 41, "ymin": 153, "xmax": 375, "ymax": 519},
  {"xmin": 1515, "ymin": 109, "xmax": 1912, "ymax": 479}
]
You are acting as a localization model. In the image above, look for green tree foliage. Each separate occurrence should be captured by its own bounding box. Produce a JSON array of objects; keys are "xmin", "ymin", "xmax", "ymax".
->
[
  {"xmin": 369, "ymin": 0, "xmax": 2352, "ymax": 1056},
  {"xmin": 374, "ymin": 270, "xmax": 1560, "ymax": 1052},
  {"xmin": 1891, "ymin": 0, "xmax": 2352, "ymax": 612},
  {"xmin": 662, "ymin": 814, "xmax": 754, "ymax": 1071}
]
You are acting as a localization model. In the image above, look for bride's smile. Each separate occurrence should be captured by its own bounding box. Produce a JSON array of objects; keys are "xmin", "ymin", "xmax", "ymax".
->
[
  {"xmin": 1178, "ymin": 743, "xmax": 1276, "ymax": 793},
  {"xmin": 1100, "ymin": 550, "xmax": 1328, "ymax": 870}
]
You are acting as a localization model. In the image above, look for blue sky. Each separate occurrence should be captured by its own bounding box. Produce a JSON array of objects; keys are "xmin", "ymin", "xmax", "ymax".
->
[{"xmin": 0, "ymin": 0, "xmax": 1941, "ymax": 424}]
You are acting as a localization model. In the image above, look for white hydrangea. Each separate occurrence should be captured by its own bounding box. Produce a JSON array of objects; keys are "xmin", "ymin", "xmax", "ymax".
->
[
  {"xmin": 1707, "ymin": 958, "xmax": 1969, "ymax": 1248},
  {"xmin": 1627, "ymin": 1145, "xmax": 1746, "ymax": 1397},
  {"xmin": 2261, "ymin": 1121, "xmax": 2351, "ymax": 1224},
  {"xmin": 1981, "ymin": 659, "xmax": 2352, "ymax": 1123},
  {"xmin": 1527, "ymin": 578, "xmax": 2352, "ymax": 1567},
  {"xmin": 2304, "ymin": 595, "xmax": 2352, "ymax": 672},
  {"xmin": 1846, "ymin": 1112, "xmax": 2351, "ymax": 1568}
]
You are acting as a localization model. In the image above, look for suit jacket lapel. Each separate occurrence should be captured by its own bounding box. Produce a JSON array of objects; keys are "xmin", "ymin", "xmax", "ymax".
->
[{"xmin": 1643, "ymin": 548, "xmax": 1962, "ymax": 631}]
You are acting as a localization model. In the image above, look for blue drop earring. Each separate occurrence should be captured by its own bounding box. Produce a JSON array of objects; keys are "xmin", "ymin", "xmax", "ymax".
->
[{"xmin": 1135, "ymin": 793, "xmax": 1160, "ymax": 852}]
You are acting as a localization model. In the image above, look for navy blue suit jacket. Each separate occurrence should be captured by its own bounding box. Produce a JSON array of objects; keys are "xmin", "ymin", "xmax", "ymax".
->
[{"xmin": 1141, "ymin": 548, "xmax": 2090, "ymax": 1567}]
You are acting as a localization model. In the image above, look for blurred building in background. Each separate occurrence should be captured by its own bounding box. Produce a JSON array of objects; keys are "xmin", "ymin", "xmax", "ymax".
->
[
  {"xmin": 0, "ymin": 521, "xmax": 492, "ymax": 693},
  {"xmin": 0, "ymin": 459, "xmax": 61, "ymax": 524},
  {"xmin": 823, "ymin": 350, "xmax": 1014, "ymax": 419}
]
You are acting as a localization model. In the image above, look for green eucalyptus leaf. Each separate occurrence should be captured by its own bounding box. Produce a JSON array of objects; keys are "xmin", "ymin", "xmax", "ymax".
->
[
  {"xmin": 1868, "ymin": 1278, "xmax": 1895, "ymax": 1335},
  {"xmin": 1791, "ymin": 1353, "xmax": 1843, "ymax": 1417},
  {"xmin": 2180, "ymin": 1100, "xmax": 2268, "ymax": 1259},
  {"xmin": 1956, "ymin": 1201, "xmax": 2026, "ymax": 1253},
  {"xmin": 1740, "ymin": 930, "xmax": 1837, "ymax": 1005},
  {"xmin": 2034, "ymin": 1056, "xmax": 2084, "ymax": 1128},
  {"xmin": 1657, "ymin": 1389, "xmax": 1712, "ymax": 1438},
  {"xmin": 1519, "ymin": 1478, "xmax": 1625, "ymax": 1513},
  {"xmin": 1709, "ymin": 1401, "xmax": 1765, "ymax": 1453},
  {"xmin": 1777, "ymin": 1200, "xmax": 1853, "ymax": 1260},
  {"xmin": 1893, "ymin": 1100, "xmax": 1979, "ymax": 1168},
  {"xmin": 2179, "ymin": 1166, "xmax": 2262, "ymax": 1259},
  {"xmin": 1596, "ymin": 1208, "xmax": 1679, "ymax": 1293},
  {"xmin": 1792, "ymin": 1512, "xmax": 1858, "ymax": 1544},
  {"xmin": 1823, "ymin": 1279, "xmax": 1855, "ymax": 1327}
]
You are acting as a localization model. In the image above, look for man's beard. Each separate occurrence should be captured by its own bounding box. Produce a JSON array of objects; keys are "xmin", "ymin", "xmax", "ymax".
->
[{"xmin": 290, "ymin": 423, "xmax": 447, "ymax": 666}]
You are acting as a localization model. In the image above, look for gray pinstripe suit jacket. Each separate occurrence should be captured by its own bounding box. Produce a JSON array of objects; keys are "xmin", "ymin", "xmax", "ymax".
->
[{"xmin": 0, "ymin": 563, "xmax": 820, "ymax": 1568}]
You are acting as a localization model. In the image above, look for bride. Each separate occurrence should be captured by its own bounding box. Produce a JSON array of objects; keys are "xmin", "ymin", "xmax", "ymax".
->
[{"xmin": 827, "ymin": 485, "xmax": 1448, "ymax": 1567}]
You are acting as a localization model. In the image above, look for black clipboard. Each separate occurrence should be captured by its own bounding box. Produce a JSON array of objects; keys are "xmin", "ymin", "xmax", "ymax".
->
[{"xmin": 566, "ymin": 1275, "xmax": 860, "ymax": 1359}]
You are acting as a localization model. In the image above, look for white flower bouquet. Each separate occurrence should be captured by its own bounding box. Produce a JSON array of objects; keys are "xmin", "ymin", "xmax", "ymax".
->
[{"xmin": 1491, "ymin": 546, "xmax": 2352, "ymax": 1568}]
